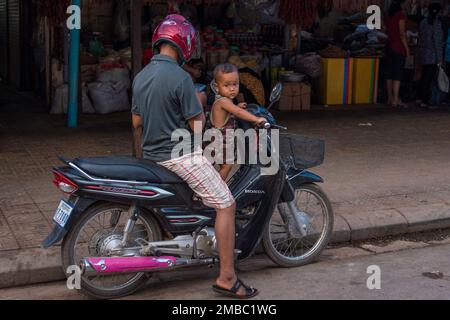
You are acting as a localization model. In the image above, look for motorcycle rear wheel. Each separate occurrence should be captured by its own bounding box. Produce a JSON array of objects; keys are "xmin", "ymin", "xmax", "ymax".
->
[
  {"xmin": 262, "ymin": 183, "xmax": 333, "ymax": 267},
  {"xmin": 61, "ymin": 202, "xmax": 162, "ymax": 299}
]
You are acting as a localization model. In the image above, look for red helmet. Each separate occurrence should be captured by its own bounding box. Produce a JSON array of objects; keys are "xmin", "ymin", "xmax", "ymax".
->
[{"xmin": 152, "ymin": 14, "xmax": 197, "ymax": 64}]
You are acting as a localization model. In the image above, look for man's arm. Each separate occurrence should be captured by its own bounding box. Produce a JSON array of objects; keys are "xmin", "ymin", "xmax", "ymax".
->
[
  {"xmin": 188, "ymin": 112, "xmax": 206, "ymax": 134},
  {"xmin": 132, "ymin": 113, "xmax": 144, "ymax": 159}
]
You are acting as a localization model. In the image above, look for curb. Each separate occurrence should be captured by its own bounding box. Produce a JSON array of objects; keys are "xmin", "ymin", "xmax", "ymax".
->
[
  {"xmin": 0, "ymin": 247, "xmax": 65, "ymax": 290},
  {"xmin": 1, "ymin": 204, "xmax": 450, "ymax": 290}
]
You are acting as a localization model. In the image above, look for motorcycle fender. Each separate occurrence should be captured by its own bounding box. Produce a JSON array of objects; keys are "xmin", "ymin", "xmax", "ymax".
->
[
  {"xmin": 41, "ymin": 224, "xmax": 67, "ymax": 249},
  {"xmin": 41, "ymin": 197, "xmax": 97, "ymax": 249},
  {"xmin": 280, "ymin": 179, "xmax": 295, "ymax": 203},
  {"xmin": 289, "ymin": 170, "xmax": 324, "ymax": 189}
]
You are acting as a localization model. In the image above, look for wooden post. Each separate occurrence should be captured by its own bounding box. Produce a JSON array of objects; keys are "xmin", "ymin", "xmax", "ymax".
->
[
  {"xmin": 131, "ymin": 0, "xmax": 142, "ymax": 79},
  {"xmin": 45, "ymin": 17, "xmax": 51, "ymax": 106},
  {"xmin": 130, "ymin": 0, "xmax": 142, "ymax": 157}
]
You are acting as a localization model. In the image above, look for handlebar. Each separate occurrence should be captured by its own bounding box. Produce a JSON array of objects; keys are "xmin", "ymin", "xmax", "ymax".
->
[{"xmin": 262, "ymin": 122, "xmax": 287, "ymax": 130}]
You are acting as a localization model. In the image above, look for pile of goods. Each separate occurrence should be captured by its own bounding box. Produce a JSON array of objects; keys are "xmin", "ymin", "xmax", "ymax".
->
[
  {"xmin": 202, "ymin": 27, "xmax": 231, "ymax": 70},
  {"xmin": 331, "ymin": 0, "xmax": 384, "ymax": 12},
  {"xmin": 87, "ymin": 51, "xmax": 131, "ymax": 114},
  {"xmin": 319, "ymin": 45, "xmax": 349, "ymax": 58},
  {"xmin": 289, "ymin": 53, "xmax": 323, "ymax": 79},
  {"xmin": 352, "ymin": 47, "xmax": 380, "ymax": 58},
  {"xmin": 37, "ymin": 0, "xmax": 71, "ymax": 26}
]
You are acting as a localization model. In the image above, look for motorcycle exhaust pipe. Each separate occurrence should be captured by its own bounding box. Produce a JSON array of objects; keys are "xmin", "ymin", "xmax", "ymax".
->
[
  {"xmin": 80, "ymin": 256, "xmax": 177, "ymax": 276},
  {"xmin": 80, "ymin": 256, "xmax": 216, "ymax": 277}
]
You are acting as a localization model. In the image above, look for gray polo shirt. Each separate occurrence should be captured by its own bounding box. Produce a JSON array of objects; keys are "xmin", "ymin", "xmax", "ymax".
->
[{"xmin": 132, "ymin": 54, "xmax": 203, "ymax": 162}]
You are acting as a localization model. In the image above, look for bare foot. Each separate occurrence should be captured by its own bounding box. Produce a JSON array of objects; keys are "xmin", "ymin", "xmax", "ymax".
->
[{"xmin": 392, "ymin": 100, "xmax": 409, "ymax": 108}]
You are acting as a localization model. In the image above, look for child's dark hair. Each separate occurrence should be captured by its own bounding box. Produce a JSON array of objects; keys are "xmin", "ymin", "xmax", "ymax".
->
[{"xmin": 213, "ymin": 63, "xmax": 238, "ymax": 80}]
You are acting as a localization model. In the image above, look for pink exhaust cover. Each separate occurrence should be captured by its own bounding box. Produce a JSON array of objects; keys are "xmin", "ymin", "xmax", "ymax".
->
[{"xmin": 87, "ymin": 256, "xmax": 177, "ymax": 273}]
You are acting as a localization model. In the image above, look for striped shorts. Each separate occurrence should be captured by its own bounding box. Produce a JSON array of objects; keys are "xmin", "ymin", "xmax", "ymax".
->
[{"xmin": 158, "ymin": 150, "xmax": 235, "ymax": 210}]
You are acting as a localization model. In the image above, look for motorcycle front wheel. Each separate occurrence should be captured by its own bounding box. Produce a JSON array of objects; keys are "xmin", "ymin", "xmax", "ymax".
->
[
  {"xmin": 61, "ymin": 202, "xmax": 162, "ymax": 299},
  {"xmin": 262, "ymin": 183, "xmax": 334, "ymax": 267}
]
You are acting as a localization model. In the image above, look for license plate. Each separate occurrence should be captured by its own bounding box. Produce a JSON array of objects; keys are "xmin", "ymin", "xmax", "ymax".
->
[{"xmin": 53, "ymin": 200, "xmax": 74, "ymax": 228}]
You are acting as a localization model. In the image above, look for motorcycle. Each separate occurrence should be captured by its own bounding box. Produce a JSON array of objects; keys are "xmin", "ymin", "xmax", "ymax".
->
[{"xmin": 42, "ymin": 83, "xmax": 334, "ymax": 299}]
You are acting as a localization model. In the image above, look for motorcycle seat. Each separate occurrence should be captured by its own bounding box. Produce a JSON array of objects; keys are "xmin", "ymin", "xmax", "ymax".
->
[{"xmin": 71, "ymin": 156, "xmax": 185, "ymax": 184}]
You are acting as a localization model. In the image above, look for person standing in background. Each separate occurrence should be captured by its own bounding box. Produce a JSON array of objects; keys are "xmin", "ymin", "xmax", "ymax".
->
[
  {"xmin": 444, "ymin": 20, "xmax": 450, "ymax": 104},
  {"xmin": 417, "ymin": 3, "xmax": 444, "ymax": 108},
  {"xmin": 385, "ymin": 0, "xmax": 410, "ymax": 108}
]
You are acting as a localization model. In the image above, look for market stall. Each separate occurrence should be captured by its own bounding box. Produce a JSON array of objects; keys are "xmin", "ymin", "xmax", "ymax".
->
[
  {"xmin": 27, "ymin": 0, "xmax": 443, "ymax": 126},
  {"xmin": 36, "ymin": 0, "xmax": 297, "ymax": 118}
]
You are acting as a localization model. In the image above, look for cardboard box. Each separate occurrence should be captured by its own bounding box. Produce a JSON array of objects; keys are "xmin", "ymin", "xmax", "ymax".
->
[
  {"xmin": 292, "ymin": 95, "xmax": 302, "ymax": 111},
  {"xmin": 282, "ymin": 82, "xmax": 303, "ymax": 96},
  {"xmin": 301, "ymin": 84, "xmax": 311, "ymax": 110},
  {"xmin": 277, "ymin": 82, "xmax": 311, "ymax": 111},
  {"xmin": 278, "ymin": 95, "xmax": 294, "ymax": 110}
]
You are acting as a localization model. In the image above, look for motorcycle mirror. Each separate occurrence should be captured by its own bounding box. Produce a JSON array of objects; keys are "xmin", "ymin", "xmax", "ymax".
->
[
  {"xmin": 270, "ymin": 83, "xmax": 283, "ymax": 103},
  {"xmin": 267, "ymin": 83, "xmax": 283, "ymax": 110}
]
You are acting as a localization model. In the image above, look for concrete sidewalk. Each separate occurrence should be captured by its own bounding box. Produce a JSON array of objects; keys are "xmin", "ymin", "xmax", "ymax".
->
[{"xmin": 1, "ymin": 87, "xmax": 450, "ymax": 289}]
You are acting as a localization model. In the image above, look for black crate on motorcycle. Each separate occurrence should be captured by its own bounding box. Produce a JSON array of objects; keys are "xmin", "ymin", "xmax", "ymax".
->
[{"xmin": 278, "ymin": 133, "xmax": 325, "ymax": 170}]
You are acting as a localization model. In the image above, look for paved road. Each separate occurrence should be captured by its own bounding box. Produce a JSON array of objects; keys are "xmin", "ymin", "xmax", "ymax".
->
[
  {"xmin": 1, "ymin": 241, "xmax": 450, "ymax": 300},
  {"xmin": 2, "ymin": 106, "xmax": 450, "ymax": 252}
]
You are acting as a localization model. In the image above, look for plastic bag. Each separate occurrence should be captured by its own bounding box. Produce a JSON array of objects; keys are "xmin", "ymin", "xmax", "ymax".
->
[
  {"xmin": 51, "ymin": 59, "xmax": 64, "ymax": 89},
  {"xmin": 97, "ymin": 67, "xmax": 131, "ymax": 89},
  {"xmin": 88, "ymin": 81, "xmax": 130, "ymax": 114},
  {"xmin": 290, "ymin": 53, "xmax": 323, "ymax": 78},
  {"xmin": 437, "ymin": 66, "xmax": 449, "ymax": 93},
  {"xmin": 50, "ymin": 84, "xmax": 95, "ymax": 114},
  {"xmin": 89, "ymin": 37, "xmax": 106, "ymax": 57}
]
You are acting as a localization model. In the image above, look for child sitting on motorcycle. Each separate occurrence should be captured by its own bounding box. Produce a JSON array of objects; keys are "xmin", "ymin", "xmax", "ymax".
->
[{"xmin": 210, "ymin": 63, "xmax": 266, "ymax": 180}]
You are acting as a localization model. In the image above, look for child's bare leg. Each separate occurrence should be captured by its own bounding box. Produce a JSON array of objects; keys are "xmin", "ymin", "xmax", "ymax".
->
[{"xmin": 219, "ymin": 164, "xmax": 233, "ymax": 181}]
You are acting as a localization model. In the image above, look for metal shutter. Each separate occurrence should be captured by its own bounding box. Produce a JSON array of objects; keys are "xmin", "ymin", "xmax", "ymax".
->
[
  {"xmin": 0, "ymin": 0, "xmax": 8, "ymax": 80},
  {"xmin": 8, "ymin": 0, "xmax": 21, "ymax": 88}
]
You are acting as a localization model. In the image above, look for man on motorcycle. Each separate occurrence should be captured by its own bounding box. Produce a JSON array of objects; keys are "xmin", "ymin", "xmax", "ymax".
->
[{"xmin": 131, "ymin": 14, "xmax": 258, "ymax": 299}]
